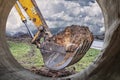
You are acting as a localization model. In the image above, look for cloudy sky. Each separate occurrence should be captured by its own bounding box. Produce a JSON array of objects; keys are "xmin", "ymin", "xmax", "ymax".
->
[{"xmin": 6, "ymin": 0, "xmax": 104, "ymax": 36}]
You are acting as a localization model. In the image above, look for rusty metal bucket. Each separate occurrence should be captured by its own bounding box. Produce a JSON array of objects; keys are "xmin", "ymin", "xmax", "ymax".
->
[{"xmin": 40, "ymin": 25, "xmax": 94, "ymax": 70}]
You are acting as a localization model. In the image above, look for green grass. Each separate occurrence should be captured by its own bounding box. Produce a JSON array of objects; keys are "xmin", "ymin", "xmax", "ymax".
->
[
  {"xmin": 8, "ymin": 41, "xmax": 30, "ymax": 58},
  {"xmin": 8, "ymin": 41, "xmax": 44, "ymax": 68},
  {"xmin": 68, "ymin": 48, "xmax": 100, "ymax": 71},
  {"xmin": 8, "ymin": 41, "xmax": 100, "ymax": 71}
]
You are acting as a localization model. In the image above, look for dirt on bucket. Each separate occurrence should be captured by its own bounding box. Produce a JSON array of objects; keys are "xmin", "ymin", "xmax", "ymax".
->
[{"xmin": 30, "ymin": 25, "xmax": 93, "ymax": 77}]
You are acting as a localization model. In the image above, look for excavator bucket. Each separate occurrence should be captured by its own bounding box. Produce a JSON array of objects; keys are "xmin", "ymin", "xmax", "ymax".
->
[
  {"xmin": 40, "ymin": 25, "xmax": 94, "ymax": 70},
  {"xmin": 15, "ymin": 0, "xmax": 93, "ymax": 71}
]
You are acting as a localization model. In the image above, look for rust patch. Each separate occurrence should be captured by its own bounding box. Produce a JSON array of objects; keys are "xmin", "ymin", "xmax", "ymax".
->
[
  {"xmin": 49, "ymin": 25, "xmax": 94, "ymax": 67},
  {"xmin": 40, "ymin": 25, "xmax": 94, "ymax": 69}
]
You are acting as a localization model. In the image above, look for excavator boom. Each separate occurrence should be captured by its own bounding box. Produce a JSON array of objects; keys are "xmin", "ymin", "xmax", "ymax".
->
[
  {"xmin": 14, "ymin": 0, "xmax": 94, "ymax": 71},
  {"xmin": 18, "ymin": 0, "xmax": 45, "ymax": 27},
  {"xmin": 16, "ymin": 0, "xmax": 52, "ymax": 44}
]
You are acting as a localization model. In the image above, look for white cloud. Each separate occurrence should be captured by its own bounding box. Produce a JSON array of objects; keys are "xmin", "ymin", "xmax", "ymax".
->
[
  {"xmin": 6, "ymin": 0, "xmax": 104, "ymax": 36},
  {"xmin": 100, "ymin": 27, "xmax": 105, "ymax": 33}
]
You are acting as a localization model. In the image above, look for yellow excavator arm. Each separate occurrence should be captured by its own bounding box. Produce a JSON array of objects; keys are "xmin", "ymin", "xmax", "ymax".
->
[
  {"xmin": 18, "ymin": 0, "xmax": 43, "ymax": 27},
  {"xmin": 14, "ymin": 3, "xmax": 26, "ymax": 22},
  {"xmin": 15, "ymin": 0, "xmax": 52, "ymax": 45}
]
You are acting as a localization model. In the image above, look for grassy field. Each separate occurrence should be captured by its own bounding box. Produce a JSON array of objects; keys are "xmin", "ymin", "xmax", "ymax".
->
[{"xmin": 8, "ymin": 41, "xmax": 100, "ymax": 71}]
